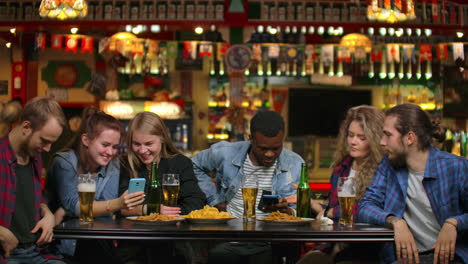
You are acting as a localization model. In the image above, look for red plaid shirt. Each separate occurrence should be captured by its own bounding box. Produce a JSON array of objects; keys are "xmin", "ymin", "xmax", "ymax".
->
[
  {"xmin": 0, "ymin": 136, "xmax": 45, "ymax": 262},
  {"xmin": 328, "ymin": 156, "xmax": 359, "ymax": 221}
]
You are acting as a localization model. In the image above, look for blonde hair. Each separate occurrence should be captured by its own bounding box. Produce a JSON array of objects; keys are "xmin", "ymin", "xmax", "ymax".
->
[
  {"xmin": 125, "ymin": 112, "xmax": 180, "ymax": 178},
  {"xmin": 332, "ymin": 105, "xmax": 385, "ymax": 199}
]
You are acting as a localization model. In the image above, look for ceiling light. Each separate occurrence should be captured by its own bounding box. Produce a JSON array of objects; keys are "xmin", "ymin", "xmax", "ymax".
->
[
  {"xmin": 150, "ymin": 25, "xmax": 161, "ymax": 33},
  {"xmin": 10, "ymin": 28, "xmax": 16, "ymax": 34},
  {"xmin": 257, "ymin": 25, "xmax": 264, "ymax": 33},
  {"xmin": 70, "ymin": 27, "xmax": 78, "ymax": 34},
  {"xmin": 195, "ymin": 26, "xmax": 204, "ymax": 34},
  {"xmin": 456, "ymin": 32, "xmax": 464, "ymax": 38},
  {"xmin": 5, "ymin": 42, "xmax": 11, "ymax": 48}
]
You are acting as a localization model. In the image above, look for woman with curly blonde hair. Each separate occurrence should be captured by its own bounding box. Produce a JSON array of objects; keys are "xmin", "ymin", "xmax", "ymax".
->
[{"xmin": 300, "ymin": 105, "xmax": 385, "ymax": 264}]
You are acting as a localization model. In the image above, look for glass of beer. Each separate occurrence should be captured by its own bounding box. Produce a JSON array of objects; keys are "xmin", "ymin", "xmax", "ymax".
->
[
  {"xmin": 338, "ymin": 177, "xmax": 356, "ymax": 226},
  {"xmin": 241, "ymin": 178, "xmax": 258, "ymax": 222},
  {"xmin": 162, "ymin": 174, "xmax": 180, "ymax": 207},
  {"xmin": 78, "ymin": 173, "xmax": 97, "ymax": 223}
]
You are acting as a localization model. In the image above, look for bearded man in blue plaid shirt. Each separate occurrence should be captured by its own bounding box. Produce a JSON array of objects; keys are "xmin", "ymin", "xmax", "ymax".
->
[{"xmin": 358, "ymin": 104, "xmax": 467, "ymax": 264}]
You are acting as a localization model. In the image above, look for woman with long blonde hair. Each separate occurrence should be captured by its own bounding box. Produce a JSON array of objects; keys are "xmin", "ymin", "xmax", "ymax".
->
[{"xmin": 300, "ymin": 105, "xmax": 385, "ymax": 264}]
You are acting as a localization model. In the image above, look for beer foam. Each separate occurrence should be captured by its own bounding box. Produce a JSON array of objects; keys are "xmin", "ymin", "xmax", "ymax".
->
[
  {"xmin": 78, "ymin": 183, "xmax": 96, "ymax": 192},
  {"xmin": 338, "ymin": 192, "xmax": 356, "ymax": 197}
]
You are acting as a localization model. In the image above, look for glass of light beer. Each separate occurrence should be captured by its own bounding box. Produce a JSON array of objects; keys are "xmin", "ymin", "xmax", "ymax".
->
[
  {"xmin": 162, "ymin": 174, "xmax": 180, "ymax": 207},
  {"xmin": 78, "ymin": 173, "xmax": 97, "ymax": 223},
  {"xmin": 241, "ymin": 178, "xmax": 258, "ymax": 222},
  {"xmin": 338, "ymin": 177, "xmax": 356, "ymax": 226}
]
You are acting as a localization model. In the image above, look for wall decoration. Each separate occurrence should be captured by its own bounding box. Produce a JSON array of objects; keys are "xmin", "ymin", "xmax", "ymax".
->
[
  {"xmin": 0, "ymin": 80, "xmax": 8, "ymax": 95},
  {"xmin": 42, "ymin": 61, "xmax": 91, "ymax": 88}
]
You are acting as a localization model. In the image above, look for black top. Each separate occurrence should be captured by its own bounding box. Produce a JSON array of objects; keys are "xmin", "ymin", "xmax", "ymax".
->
[
  {"xmin": 11, "ymin": 163, "xmax": 37, "ymax": 243},
  {"xmin": 119, "ymin": 154, "xmax": 206, "ymax": 215}
]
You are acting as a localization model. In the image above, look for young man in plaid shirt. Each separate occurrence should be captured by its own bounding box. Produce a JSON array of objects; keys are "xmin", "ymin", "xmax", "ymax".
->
[
  {"xmin": 359, "ymin": 104, "xmax": 467, "ymax": 264},
  {"xmin": 0, "ymin": 97, "xmax": 66, "ymax": 264}
]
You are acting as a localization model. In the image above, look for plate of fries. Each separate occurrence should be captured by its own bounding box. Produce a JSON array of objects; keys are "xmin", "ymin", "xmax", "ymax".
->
[
  {"xmin": 181, "ymin": 205, "xmax": 236, "ymax": 224},
  {"xmin": 127, "ymin": 213, "xmax": 184, "ymax": 225},
  {"xmin": 259, "ymin": 211, "xmax": 314, "ymax": 225}
]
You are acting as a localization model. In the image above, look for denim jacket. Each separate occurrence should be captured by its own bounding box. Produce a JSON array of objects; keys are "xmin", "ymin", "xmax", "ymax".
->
[
  {"xmin": 192, "ymin": 141, "xmax": 304, "ymax": 206},
  {"xmin": 46, "ymin": 150, "xmax": 120, "ymax": 256}
]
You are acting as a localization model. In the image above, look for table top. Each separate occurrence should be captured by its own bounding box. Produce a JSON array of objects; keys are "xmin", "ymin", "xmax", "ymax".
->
[{"xmin": 54, "ymin": 218, "xmax": 394, "ymax": 242}]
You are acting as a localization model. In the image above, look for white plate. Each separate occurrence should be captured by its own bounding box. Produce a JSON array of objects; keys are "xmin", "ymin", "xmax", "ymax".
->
[
  {"xmin": 258, "ymin": 217, "xmax": 315, "ymax": 226},
  {"xmin": 126, "ymin": 216, "xmax": 184, "ymax": 225},
  {"xmin": 182, "ymin": 217, "xmax": 236, "ymax": 224}
]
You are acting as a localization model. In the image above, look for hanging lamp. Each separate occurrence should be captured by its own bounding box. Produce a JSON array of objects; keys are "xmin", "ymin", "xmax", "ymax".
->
[{"xmin": 39, "ymin": 0, "xmax": 88, "ymax": 20}]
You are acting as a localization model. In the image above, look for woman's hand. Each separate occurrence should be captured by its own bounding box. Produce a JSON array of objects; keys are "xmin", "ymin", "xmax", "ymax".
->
[
  {"xmin": 121, "ymin": 190, "xmax": 145, "ymax": 210},
  {"xmin": 160, "ymin": 204, "xmax": 181, "ymax": 216}
]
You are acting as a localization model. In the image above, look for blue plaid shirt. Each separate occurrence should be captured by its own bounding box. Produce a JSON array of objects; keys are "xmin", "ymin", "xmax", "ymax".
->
[{"xmin": 358, "ymin": 147, "xmax": 468, "ymax": 264}]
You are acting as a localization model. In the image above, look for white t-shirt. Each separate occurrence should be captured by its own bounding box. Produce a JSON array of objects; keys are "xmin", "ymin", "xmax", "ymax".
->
[
  {"xmin": 226, "ymin": 155, "xmax": 276, "ymax": 219},
  {"xmin": 403, "ymin": 170, "xmax": 441, "ymax": 252}
]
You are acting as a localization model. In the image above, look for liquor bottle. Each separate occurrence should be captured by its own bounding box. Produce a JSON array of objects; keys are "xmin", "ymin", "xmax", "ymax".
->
[
  {"xmin": 297, "ymin": 163, "xmax": 311, "ymax": 218},
  {"xmin": 147, "ymin": 161, "xmax": 162, "ymax": 214}
]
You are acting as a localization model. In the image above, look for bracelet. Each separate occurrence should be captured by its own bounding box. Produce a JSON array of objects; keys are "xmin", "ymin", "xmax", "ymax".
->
[
  {"xmin": 106, "ymin": 200, "xmax": 111, "ymax": 213},
  {"xmin": 444, "ymin": 220, "xmax": 457, "ymax": 229}
]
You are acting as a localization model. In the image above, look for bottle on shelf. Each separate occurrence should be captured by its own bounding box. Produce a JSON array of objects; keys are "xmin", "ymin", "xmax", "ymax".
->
[
  {"xmin": 147, "ymin": 161, "xmax": 162, "ymax": 214},
  {"xmin": 297, "ymin": 163, "xmax": 312, "ymax": 218}
]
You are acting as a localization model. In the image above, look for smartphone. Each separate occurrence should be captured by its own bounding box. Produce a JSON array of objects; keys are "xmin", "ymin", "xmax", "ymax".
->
[
  {"xmin": 262, "ymin": 194, "xmax": 280, "ymax": 205},
  {"xmin": 258, "ymin": 191, "xmax": 280, "ymax": 211},
  {"xmin": 128, "ymin": 178, "xmax": 146, "ymax": 193}
]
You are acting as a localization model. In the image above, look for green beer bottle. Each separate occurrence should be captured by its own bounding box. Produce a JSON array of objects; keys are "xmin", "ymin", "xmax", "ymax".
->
[
  {"xmin": 147, "ymin": 161, "xmax": 162, "ymax": 214},
  {"xmin": 297, "ymin": 163, "xmax": 311, "ymax": 218}
]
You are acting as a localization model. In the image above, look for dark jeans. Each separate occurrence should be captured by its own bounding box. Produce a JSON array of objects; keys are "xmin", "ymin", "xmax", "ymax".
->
[
  {"xmin": 392, "ymin": 252, "xmax": 464, "ymax": 264},
  {"xmin": 208, "ymin": 242, "xmax": 272, "ymax": 264},
  {"xmin": 7, "ymin": 245, "xmax": 65, "ymax": 264}
]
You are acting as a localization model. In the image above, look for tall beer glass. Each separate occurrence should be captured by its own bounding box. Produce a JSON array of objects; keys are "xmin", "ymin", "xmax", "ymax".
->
[
  {"xmin": 338, "ymin": 177, "xmax": 356, "ymax": 226},
  {"xmin": 241, "ymin": 178, "xmax": 258, "ymax": 222},
  {"xmin": 162, "ymin": 174, "xmax": 180, "ymax": 207},
  {"xmin": 78, "ymin": 173, "xmax": 96, "ymax": 223}
]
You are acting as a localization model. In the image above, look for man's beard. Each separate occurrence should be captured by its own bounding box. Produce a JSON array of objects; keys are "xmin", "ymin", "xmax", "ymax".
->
[
  {"xmin": 18, "ymin": 135, "xmax": 34, "ymax": 158},
  {"xmin": 388, "ymin": 151, "xmax": 407, "ymax": 169}
]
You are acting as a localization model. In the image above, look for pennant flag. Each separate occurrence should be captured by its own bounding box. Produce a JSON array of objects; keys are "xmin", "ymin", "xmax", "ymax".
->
[
  {"xmin": 81, "ymin": 36, "xmax": 93, "ymax": 54},
  {"xmin": 402, "ymin": 44, "xmax": 415, "ymax": 63},
  {"xmin": 337, "ymin": 47, "xmax": 351, "ymax": 62},
  {"xmin": 271, "ymin": 89, "xmax": 288, "ymax": 113},
  {"xmin": 166, "ymin": 41, "xmax": 178, "ymax": 58},
  {"xmin": 183, "ymin": 41, "xmax": 197, "ymax": 59},
  {"xmin": 133, "ymin": 40, "xmax": 144, "ymax": 56},
  {"xmin": 419, "ymin": 44, "xmax": 432, "ymax": 61},
  {"xmin": 217, "ymin": 43, "xmax": 230, "ymax": 61},
  {"xmin": 36, "ymin": 33, "xmax": 46, "ymax": 50},
  {"xmin": 321, "ymin": 45, "xmax": 334, "ymax": 66},
  {"xmin": 371, "ymin": 46, "xmax": 383, "ymax": 62},
  {"xmin": 432, "ymin": 0, "xmax": 439, "ymax": 22},
  {"xmin": 147, "ymin": 40, "xmax": 159, "ymax": 58},
  {"xmin": 436, "ymin": 43, "xmax": 449, "ymax": 61},
  {"xmin": 449, "ymin": 3, "xmax": 457, "ymax": 24},
  {"xmin": 199, "ymin": 42, "xmax": 213, "ymax": 57},
  {"xmin": 305, "ymin": 45, "xmax": 315, "ymax": 63},
  {"xmin": 98, "ymin": 38, "xmax": 111, "ymax": 54},
  {"xmin": 51, "ymin": 35, "xmax": 63, "ymax": 50},
  {"xmin": 252, "ymin": 44, "xmax": 262, "ymax": 62},
  {"xmin": 65, "ymin": 35, "xmax": 79, "ymax": 53},
  {"xmin": 353, "ymin": 46, "xmax": 367, "ymax": 62},
  {"xmin": 452, "ymin": 43, "xmax": 464, "ymax": 61},
  {"xmin": 387, "ymin": 44, "xmax": 400, "ymax": 63},
  {"xmin": 268, "ymin": 45, "xmax": 280, "ymax": 58}
]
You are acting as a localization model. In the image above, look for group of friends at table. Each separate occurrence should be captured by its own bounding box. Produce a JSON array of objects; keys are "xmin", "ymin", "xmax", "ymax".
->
[{"xmin": 0, "ymin": 96, "xmax": 466, "ymax": 264}]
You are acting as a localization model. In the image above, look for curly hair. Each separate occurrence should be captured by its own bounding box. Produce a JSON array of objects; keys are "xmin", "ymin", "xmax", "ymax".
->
[{"xmin": 332, "ymin": 105, "xmax": 385, "ymax": 199}]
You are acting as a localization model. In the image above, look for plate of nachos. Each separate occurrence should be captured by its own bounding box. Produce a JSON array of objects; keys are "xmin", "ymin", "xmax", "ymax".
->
[
  {"xmin": 181, "ymin": 205, "xmax": 236, "ymax": 224},
  {"xmin": 127, "ymin": 213, "xmax": 184, "ymax": 225},
  {"xmin": 259, "ymin": 211, "xmax": 314, "ymax": 225}
]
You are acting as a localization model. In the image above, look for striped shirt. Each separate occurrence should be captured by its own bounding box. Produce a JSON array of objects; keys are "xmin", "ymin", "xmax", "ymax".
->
[{"xmin": 227, "ymin": 155, "xmax": 276, "ymax": 219}]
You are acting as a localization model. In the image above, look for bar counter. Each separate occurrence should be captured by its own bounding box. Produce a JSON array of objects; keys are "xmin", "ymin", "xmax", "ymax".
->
[{"xmin": 54, "ymin": 218, "xmax": 394, "ymax": 242}]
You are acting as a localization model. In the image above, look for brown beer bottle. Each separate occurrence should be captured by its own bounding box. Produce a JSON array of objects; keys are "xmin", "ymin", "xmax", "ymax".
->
[
  {"xmin": 297, "ymin": 163, "xmax": 311, "ymax": 218},
  {"xmin": 147, "ymin": 161, "xmax": 162, "ymax": 214}
]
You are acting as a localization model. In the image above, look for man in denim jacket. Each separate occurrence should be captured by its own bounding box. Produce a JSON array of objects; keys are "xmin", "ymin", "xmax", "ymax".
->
[{"xmin": 192, "ymin": 110, "xmax": 304, "ymax": 263}]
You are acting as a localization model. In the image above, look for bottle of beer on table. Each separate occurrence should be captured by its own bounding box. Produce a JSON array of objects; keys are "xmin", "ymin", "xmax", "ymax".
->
[
  {"xmin": 147, "ymin": 161, "xmax": 162, "ymax": 214},
  {"xmin": 297, "ymin": 163, "xmax": 311, "ymax": 218}
]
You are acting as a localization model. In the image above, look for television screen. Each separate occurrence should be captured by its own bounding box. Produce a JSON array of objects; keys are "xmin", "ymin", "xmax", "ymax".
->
[{"xmin": 288, "ymin": 88, "xmax": 372, "ymax": 137}]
